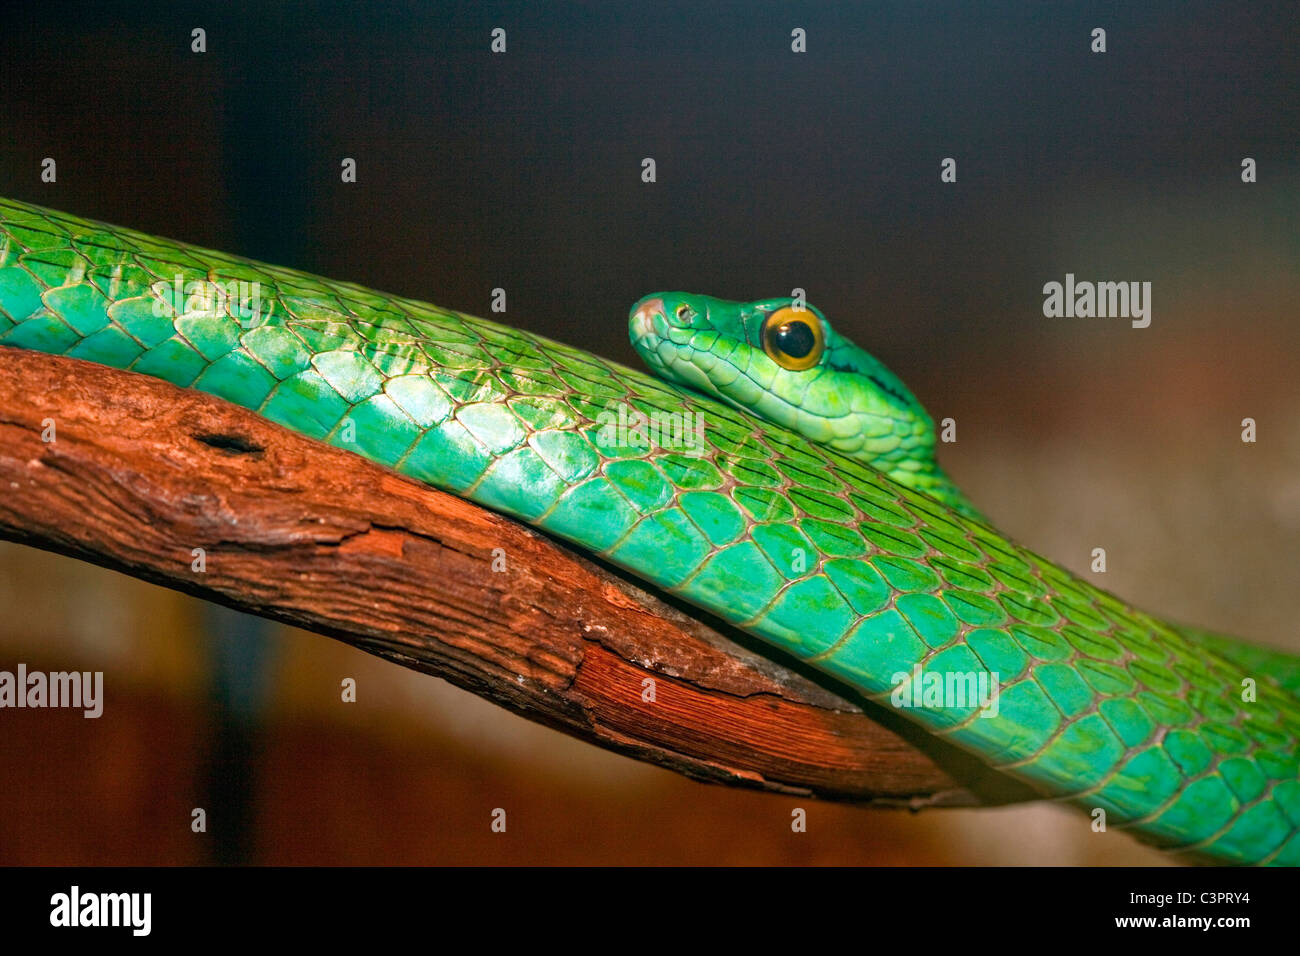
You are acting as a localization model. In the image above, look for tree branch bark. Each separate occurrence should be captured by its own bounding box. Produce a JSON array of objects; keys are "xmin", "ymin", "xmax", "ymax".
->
[{"xmin": 0, "ymin": 347, "xmax": 1033, "ymax": 807}]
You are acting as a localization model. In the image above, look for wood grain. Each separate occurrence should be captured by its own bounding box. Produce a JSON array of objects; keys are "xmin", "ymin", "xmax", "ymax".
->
[{"xmin": 0, "ymin": 346, "xmax": 1037, "ymax": 806}]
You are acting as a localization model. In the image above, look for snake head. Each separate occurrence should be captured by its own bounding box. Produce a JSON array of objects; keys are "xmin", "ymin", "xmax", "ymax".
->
[
  {"xmin": 629, "ymin": 291, "xmax": 898, "ymax": 415},
  {"xmin": 628, "ymin": 292, "xmax": 980, "ymax": 517},
  {"xmin": 629, "ymin": 293, "xmax": 826, "ymax": 387}
]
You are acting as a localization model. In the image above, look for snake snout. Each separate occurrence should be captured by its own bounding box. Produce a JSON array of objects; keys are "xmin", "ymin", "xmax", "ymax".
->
[{"xmin": 630, "ymin": 296, "xmax": 666, "ymax": 341}]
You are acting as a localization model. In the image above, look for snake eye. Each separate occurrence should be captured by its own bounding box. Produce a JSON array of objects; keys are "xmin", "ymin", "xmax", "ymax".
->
[
  {"xmin": 675, "ymin": 303, "xmax": 695, "ymax": 323},
  {"xmin": 761, "ymin": 306, "xmax": 825, "ymax": 371}
]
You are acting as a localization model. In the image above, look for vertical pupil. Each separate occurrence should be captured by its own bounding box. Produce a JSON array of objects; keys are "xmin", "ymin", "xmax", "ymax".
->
[{"xmin": 773, "ymin": 321, "xmax": 814, "ymax": 358}]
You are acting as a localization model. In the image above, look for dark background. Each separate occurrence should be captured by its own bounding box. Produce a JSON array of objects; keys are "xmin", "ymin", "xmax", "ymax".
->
[{"xmin": 0, "ymin": 1, "xmax": 1297, "ymax": 864}]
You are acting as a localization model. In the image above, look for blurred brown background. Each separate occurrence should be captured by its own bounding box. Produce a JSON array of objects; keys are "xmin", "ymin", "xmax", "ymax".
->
[{"xmin": 0, "ymin": 1, "xmax": 1296, "ymax": 864}]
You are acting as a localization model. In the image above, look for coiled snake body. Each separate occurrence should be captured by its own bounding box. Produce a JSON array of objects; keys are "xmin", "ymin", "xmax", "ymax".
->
[{"xmin": 1, "ymin": 197, "xmax": 1297, "ymax": 864}]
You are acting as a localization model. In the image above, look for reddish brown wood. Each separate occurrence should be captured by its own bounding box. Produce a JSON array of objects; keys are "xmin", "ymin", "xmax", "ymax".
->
[{"xmin": 0, "ymin": 347, "xmax": 1032, "ymax": 806}]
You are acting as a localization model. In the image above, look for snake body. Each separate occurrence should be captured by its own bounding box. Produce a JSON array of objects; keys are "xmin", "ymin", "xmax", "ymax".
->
[{"xmin": 1, "ymin": 197, "xmax": 1298, "ymax": 864}]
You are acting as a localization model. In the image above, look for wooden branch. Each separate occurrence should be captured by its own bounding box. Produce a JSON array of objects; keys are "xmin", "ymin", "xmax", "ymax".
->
[{"xmin": 0, "ymin": 347, "xmax": 1033, "ymax": 807}]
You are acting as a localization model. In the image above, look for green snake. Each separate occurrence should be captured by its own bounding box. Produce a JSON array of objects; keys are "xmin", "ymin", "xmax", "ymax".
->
[{"xmin": 1, "ymin": 196, "xmax": 1298, "ymax": 865}]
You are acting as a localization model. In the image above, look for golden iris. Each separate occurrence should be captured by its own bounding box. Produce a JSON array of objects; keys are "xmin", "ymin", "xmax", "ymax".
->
[{"xmin": 761, "ymin": 307, "xmax": 824, "ymax": 370}]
